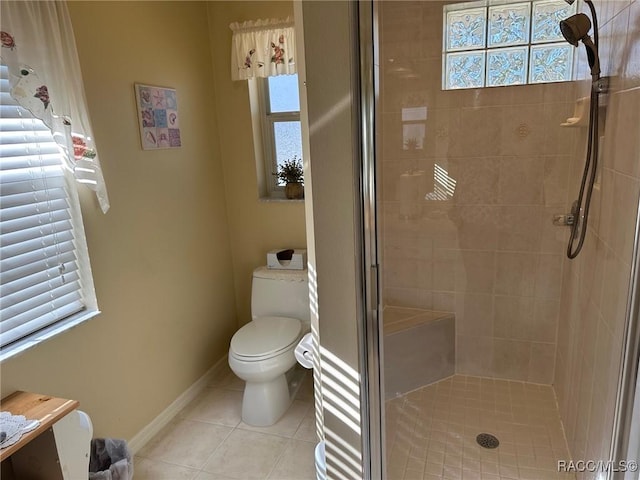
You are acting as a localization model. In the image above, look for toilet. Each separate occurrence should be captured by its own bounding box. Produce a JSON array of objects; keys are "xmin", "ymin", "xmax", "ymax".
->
[{"xmin": 229, "ymin": 266, "xmax": 310, "ymax": 426}]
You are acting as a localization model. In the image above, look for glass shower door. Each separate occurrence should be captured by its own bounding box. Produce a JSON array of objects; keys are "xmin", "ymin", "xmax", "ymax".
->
[{"xmin": 360, "ymin": 1, "xmax": 640, "ymax": 479}]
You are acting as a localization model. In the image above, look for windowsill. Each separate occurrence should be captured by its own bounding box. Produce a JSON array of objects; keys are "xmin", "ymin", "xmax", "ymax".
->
[
  {"xmin": 259, "ymin": 197, "xmax": 305, "ymax": 203},
  {"xmin": 0, "ymin": 309, "xmax": 101, "ymax": 363}
]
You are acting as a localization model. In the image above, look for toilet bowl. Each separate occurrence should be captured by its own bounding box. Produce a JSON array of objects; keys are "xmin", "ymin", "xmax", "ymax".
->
[
  {"xmin": 229, "ymin": 315, "xmax": 305, "ymax": 426},
  {"xmin": 228, "ymin": 266, "xmax": 310, "ymax": 426}
]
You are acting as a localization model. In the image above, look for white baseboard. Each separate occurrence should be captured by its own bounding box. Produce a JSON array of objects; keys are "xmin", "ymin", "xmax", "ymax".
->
[{"xmin": 128, "ymin": 355, "xmax": 228, "ymax": 454}]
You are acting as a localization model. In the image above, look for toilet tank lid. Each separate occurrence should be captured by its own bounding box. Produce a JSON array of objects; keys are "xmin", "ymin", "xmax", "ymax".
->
[
  {"xmin": 253, "ymin": 266, "xmax": 307, "ymax": 282},
  {"xmin": 231, "ymin": 316, "xmax": 302, "ymax": 357}
]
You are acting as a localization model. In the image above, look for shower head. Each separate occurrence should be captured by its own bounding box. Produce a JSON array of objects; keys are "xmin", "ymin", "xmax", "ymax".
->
[
  {"xmin": 559, "ymin": 13, "xmax": 601, "ymax": 77},
  {"xmin": 560, "ymin": 13, "xmax": 592, "ymax": 46}
]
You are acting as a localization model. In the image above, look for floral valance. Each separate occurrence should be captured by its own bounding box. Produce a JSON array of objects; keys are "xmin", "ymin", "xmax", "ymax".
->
[
  {"xmin": 0, "ymin": 1, "xmax": 109, "ymax": 213},
  {"xmin": 230, "ymin": 17, "xmax": 296, "ymax": 81}
]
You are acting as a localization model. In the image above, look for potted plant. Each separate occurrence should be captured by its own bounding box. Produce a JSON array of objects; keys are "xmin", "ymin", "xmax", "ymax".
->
[
  {"xmin": 404, "ymin": 137, "xmax": 420, "ymax": 151},
  {"xmin": 274, "ymin": 156, "xmax": 304, "ymax": 199}
]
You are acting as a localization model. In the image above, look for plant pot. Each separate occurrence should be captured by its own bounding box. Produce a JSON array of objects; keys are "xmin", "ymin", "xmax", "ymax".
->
[{"xmin": 285, "ymin": 182, "xmax": 304, "ymax": 200}]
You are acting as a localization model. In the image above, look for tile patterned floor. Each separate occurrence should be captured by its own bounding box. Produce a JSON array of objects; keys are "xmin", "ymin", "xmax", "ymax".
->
[
  {"xmin": 134, "ymin": 366, "xmax": 318, "ymax": 480},
  {"xmin": 385, "ymin": 375, "xmax": 576, "ymax": 480},
  {"xmin": 134, "ymin": 369, "xmax": 575, "ymax": 479}
]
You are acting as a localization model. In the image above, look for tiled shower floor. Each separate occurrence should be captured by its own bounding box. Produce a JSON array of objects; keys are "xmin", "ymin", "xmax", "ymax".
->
[{"xmin": 385, "ymin": 375, "xmax": 576, "ymax": 480}]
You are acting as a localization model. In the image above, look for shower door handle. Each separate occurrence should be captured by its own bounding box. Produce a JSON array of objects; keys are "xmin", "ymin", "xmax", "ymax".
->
[{"xmin": 370, "ymin": 264, "xmax": 379, "ymax": 309}]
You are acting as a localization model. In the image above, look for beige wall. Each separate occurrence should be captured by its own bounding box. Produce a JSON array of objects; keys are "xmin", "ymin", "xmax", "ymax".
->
[
  {"xmin": 301, "ymin": 2, "xmax": 366, "ymax": 478},
  {"xmin": 207, "ymin": 1, "xmax": 306, "ymax": 327},
  {"xmin": 555, "ymin": 0, "xmax": 640, "ymax": 467},
  {"xmin": 0, "ymin": 1, "xmax": 238, "ymax": 440}
]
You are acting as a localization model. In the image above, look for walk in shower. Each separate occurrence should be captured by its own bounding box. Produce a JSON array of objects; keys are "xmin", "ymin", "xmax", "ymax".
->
[{"xmin": 359, "ymin": 0, "xmax": 640, "ymax": 478}]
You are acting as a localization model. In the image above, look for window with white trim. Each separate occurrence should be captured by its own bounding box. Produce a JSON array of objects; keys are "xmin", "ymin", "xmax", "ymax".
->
[
  {"xmin": 443, "ymin": 0, "xmax": 577, "ymax": 89},
  {"xmin": 0, "ymin": 64, "xmax": 98, "ymax": 359},
  {"xmin": 258, "ymin": 74, "xmax": 303, "ymax": 197}
]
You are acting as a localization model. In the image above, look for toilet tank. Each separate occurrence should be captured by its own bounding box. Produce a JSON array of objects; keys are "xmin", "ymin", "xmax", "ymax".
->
[{"xmin": 251, "ymin": 266, "xmax": 310, "ymax": 324}]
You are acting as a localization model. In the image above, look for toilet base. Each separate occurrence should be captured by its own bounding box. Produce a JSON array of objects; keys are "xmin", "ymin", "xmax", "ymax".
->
[{"xmin": 242, "ymin": 374, "xmax": 292, "ymax": 426}]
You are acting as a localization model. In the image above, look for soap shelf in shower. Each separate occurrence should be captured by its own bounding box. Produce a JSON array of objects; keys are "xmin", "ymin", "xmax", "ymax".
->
[{"xmin": 561, "ymin": 96, "xmax": 589, "ymax": 127}]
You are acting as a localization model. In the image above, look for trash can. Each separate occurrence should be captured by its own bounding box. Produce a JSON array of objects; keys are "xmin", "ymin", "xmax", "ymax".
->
[{"xmin": 89, "ymin": 438, "xmax": 134, "ymax": 480}]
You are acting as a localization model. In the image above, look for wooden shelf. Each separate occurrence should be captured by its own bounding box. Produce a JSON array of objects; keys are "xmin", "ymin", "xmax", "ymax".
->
[{"xmin": 0, "ymin": 391, "xmax": 79, "ymax": 461}]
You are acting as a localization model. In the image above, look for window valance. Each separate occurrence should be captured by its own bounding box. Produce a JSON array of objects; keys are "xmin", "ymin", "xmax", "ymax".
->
[
  {"xmin": 230, "ymin": 17, "xmax": 297, "ymax": 81},
  {"xmin": 0, "ymin": 1, "xmax": 109, "ymax": 213}
]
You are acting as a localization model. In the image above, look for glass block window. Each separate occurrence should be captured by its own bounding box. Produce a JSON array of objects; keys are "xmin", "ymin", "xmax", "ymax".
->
[
  {"xmin": 487, "ymin": 47, "xmax": 528, "ymax": 86},
  {"xmin": 443, "ymin": 0, "xmax": 576, "ymax": 89},
  {"xmin": 531, "ymin": 0, "xmax": 576, "ymax": 42},
  {"xmin": 488, "ymin": 3, "xmax": 531, "ymax": 47},
  {"xmin": 529, "ymin": 43, "xmax": 574, "ymax": 83},
  {"xmin": 446, "ymin": 7, "xmax": 487, "ymax": 51},
  {"xmin": 446, "ymin": 51, "xmax": 486, "ymax": 89}
]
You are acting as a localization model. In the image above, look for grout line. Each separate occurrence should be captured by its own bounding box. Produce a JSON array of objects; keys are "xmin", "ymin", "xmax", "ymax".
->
[
  {"xmin": 196, "ymin": 422, "xmax": 236, "ymax": 479},
  {"xmin": 386, "ymin": 374, "xmax": 573, "ymax": 480}
]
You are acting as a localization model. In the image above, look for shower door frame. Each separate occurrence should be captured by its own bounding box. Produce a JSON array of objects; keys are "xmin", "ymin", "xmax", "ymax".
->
[
  {"xmin": 357, "ymin": 0, "xmax": 385, "ymax": 479},
  {"xmin": 611, "ymin": 194, "xmax": 640, "ymax": 479}
]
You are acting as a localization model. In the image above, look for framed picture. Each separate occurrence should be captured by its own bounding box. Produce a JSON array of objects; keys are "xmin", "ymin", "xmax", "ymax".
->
[{"xmin": 134, "ymin": 83, "xmax": 181, "ymax": 150}]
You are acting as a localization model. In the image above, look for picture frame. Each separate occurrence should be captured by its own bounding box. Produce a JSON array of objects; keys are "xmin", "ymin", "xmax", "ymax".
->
[{"xmin": 134, "ymin": 83, "xmax": 181, "ymax": 150}]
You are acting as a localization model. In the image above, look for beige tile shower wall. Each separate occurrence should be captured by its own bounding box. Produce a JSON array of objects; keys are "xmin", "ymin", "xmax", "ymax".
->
[
  {"xmin": 379, "ymin": 1, "xmax": 577, "ymax": 383},
  {"xmin": 554, "ymin": 0, "xmax": 640, "ymax": 467}
]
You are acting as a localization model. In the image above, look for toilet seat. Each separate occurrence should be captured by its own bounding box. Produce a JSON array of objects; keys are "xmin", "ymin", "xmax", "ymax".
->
[{"xmin": 230, "ymin": 316, "xmax": 302, "ymax": 362}]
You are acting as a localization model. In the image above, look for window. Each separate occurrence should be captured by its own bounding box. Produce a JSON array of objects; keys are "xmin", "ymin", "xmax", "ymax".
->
[
  {"xmin": 443, "ymin": 0, "xmax": 577, "ymax": 89},
  {"xmin": 258, "ymin": 74, "xmax": 303, "ymax": 197},
  {"xmin": 0, "ymin": 65, "xmax": 98, "ymax": 360}
]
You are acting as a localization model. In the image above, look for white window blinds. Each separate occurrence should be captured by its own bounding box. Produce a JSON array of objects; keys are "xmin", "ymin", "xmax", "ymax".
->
[{"xmin": 0, "ymin": 64, "xmax": 86, "ymax": 349}]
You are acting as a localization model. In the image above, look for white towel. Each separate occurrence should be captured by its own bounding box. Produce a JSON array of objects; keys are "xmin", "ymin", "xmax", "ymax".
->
[
  {"xmin": 0, "ymin": 411, "xmax": 39, "ymax": 449},
  {"xmin": 294, "ymin": 333, "xmax": 314, "ymax": 369}
]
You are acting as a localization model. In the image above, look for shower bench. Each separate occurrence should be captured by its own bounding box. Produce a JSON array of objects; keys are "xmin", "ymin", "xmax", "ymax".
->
[{"xmin": 383, "ymin": 306, "xmax": 455, "ymax": 399}]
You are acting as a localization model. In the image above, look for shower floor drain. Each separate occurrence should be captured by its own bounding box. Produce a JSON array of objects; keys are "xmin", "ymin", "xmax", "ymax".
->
[{"xmin": 476, "ymin": 433, "xmax": 500, "ymax": 449}]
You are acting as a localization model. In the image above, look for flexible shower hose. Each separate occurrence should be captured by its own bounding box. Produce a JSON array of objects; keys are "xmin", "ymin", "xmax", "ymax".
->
[{"xmin": 567, "ymin": 0, "xmax": 600, "ymax": 259}]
